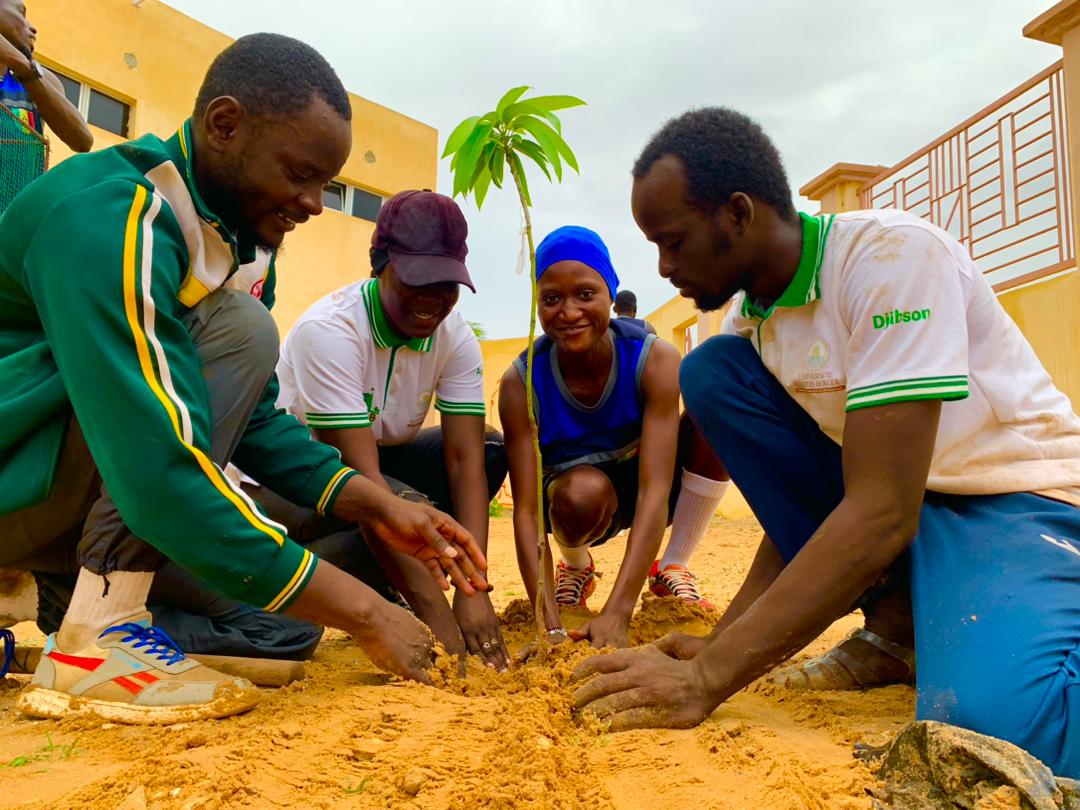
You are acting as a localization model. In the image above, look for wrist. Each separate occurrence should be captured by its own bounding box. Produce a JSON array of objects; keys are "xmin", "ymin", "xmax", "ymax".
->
[
  {"xmin": 15, "ymin": 58, "xmax": 42, "ymax": 84},
  {"xmin": 688, "ymin": 644, "xmax": 734, "ymax": 705},
  {"xmin": 331, "ymin": 475, "xmax": 389, "ymax": 525}
]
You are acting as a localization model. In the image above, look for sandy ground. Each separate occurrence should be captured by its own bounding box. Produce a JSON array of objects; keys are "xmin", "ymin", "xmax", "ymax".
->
[{"xmin": 1, "ymin": 515, "xmax": 914, "ymax": 809}]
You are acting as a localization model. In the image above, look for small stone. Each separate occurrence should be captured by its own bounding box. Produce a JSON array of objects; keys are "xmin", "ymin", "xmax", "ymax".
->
[
  {"xmin": 401, "ymin": 768, "xmax": 430, "ymax": 796},
  {"xmin": 536, "ymin": 736, "xmax": 552, "ymax": 750},
  {"xmin": 277, "ymin": 722, "xmax": 303, "ymax": 740},
  {"xmin": 183, "ymin": 731, "xmax": 209, "ymax": 749},
  {"xmin": 170, "ymin": 788, "xmax": 182, "ymax": 798},
  {"xmin": 350, "ymin": 738, "xmax": 387, "ymax": 761},
  {"xmin": 115, "ymin": 785, "xmax": 147, "ymax": 810}
]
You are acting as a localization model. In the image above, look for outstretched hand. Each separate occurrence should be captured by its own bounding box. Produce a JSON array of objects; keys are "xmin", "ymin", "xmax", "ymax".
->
[
  {"xmin": 571, "ymin": 645, "xmax": 717, "ymax": 731},
  {"xmin": 567, "ymin": 611, "xmax": 630, "ymax": 649},
  {"xmin": 365, "ymin": 496, "xmax": 490, "ymax": 595}
]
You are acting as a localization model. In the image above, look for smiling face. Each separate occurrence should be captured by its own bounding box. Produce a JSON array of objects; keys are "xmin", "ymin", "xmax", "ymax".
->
[
  {"xmin": 537, "ymin": 261, "xmax": 612, "ymax": 353},
  {"xmin": 0, "ymin": 0, "xmax": 35, "ymax": 57},
  {"xmin": 632, "ymin": 154, "xmax": 748, "ymax": 312},
  {"xmin": 378, "ymin": 264, "xmax": 460, "ymax": 339},
  {"xmin": 198, "ymin": 95, "xmax": 352, "ymax": 250}
]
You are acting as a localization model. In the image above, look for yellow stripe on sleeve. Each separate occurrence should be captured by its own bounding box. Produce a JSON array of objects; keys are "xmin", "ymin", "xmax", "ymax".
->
[
  {"xmin": 264, "ymin": 548, "xmax": 314, "ymax": 612},
  {"xmin": 316, "ymin": 467, "xmax": 353, "ymax": 515},
  {"xmin": 121, "ymin": 185, "xmax": 286, "ymax": 546}
]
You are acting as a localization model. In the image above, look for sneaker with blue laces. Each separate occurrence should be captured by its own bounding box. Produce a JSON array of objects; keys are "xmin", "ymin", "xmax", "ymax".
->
[{"xmin": 17, "ymin": 612, "xmax": 261, "ymax": 724}]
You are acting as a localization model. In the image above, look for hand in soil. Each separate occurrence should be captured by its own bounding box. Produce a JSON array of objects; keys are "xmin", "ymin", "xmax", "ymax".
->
[
  {"xmin": 568, "ymin": 611, "xmax": 630, "ymax": 649},
  {"xmin": 514, "ymin": 628, "xmax": 570, "ymax": 664},
  {"xmin": 571, "ymin": 645, "xmax": 716, "ymax": 731},
  {"xmin": 652, "ymin": 632, "xmax": 708, "ymax": 660},
  {"xmin": 354, "ymin": 599, "xmax": 435, "ymax": 683},
  {"xmin": 365, "ymin": 497, "xmax": 490, "ymax": 594},
  {"xmin": 453, "ymin": 589, "xmax": 509, "ymax": 671}
]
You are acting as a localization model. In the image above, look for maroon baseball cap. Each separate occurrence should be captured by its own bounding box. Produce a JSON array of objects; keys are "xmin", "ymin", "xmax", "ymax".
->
[{"xmin": 371, "ymin": 190, "xmax": 475, "ymax": 292}]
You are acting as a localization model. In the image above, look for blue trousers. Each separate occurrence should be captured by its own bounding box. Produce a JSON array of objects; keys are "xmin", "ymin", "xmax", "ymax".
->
[{"xmin": 680, "ymin": 335, "xmax": 1080, "ymax": 777}]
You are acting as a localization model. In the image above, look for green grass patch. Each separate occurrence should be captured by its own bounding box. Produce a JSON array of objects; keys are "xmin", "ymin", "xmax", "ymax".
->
[{"xmin": 3, "ymin": 734, "xmax": 80, "ymax": 769}]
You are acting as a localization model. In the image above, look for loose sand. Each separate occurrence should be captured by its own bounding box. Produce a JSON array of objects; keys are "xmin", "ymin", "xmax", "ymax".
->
[{"xmin": 1, "ymin": 516, "xmax": 914, "ymax": 808}]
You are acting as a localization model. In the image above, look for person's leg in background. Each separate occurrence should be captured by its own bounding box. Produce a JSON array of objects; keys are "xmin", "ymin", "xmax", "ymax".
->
[{"xmin": 650, "ymin": 414, "xmax": 730, "ymax": 607}]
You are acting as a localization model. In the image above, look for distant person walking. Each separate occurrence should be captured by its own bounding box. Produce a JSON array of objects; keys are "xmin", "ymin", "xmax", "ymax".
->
[
  {"xmin": 0, "ymin": 0, "xmax": 92, "ymax": 212},
  {"xmin": 613, "ymin": 289, "xmax": 657, "ymax": 335}
]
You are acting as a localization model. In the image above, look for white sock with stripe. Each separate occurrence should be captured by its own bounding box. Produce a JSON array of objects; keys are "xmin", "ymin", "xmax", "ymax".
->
[
  {"xmin": 558, "ymin": 543, "xmax": 592, "ymax": 569},
  {"xmin": 660, "ymin": 470, "xmax": 729, "ymax": 569},
  {"xmin": 56, "ymin": 569, "xmax": 153, "ymax": 652}
]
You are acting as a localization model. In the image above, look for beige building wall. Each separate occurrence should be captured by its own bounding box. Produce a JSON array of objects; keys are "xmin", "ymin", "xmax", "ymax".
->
[{"xmin": 30, "ymin": 0, "xmax": 437, "ymax": 335}]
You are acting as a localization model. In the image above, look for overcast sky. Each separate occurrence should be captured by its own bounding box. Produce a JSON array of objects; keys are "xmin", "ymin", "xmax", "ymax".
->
[{"xmin": 169, "ymin": 0, "xmax": 1057, "ymax": 338}]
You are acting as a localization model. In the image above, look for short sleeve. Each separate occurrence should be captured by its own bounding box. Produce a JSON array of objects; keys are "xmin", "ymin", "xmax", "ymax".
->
[
  {"xmin": 434, "ymin": 326, "xmax": 486, "ymax": 417},
  {"xmin": 841, "ymin": 225, "xmax": 970, "ymax": 412},
  {"xmin": 283, "ymin": 320, "xmax": 372, "ymax": 429}
]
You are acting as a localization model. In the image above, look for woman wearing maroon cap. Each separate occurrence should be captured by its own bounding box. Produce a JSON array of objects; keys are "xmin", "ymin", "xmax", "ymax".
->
[{"xmin": 273, "ymin": 190, "xmax": 511, "ymax": 670}]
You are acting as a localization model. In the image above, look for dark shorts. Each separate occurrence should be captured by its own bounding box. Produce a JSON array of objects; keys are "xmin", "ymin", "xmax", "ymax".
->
[{"xmin": 542, "ymin": 455, "xmax": 681, "ymax": 545}]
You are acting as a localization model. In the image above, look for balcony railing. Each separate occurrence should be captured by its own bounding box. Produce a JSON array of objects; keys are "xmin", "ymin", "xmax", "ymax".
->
[{"xmin": 861, "ymin": 61, "xmax": 1073, "ymax": 292}]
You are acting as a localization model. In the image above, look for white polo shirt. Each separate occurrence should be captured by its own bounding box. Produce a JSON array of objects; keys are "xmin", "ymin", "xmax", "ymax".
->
[
  {"xmin": 721, "ymin": 209, "xmax": 1080, "ymax": 501},
  {"xmin": 277, "ymin": 278, "xmax": 485, "ymax": 446}
]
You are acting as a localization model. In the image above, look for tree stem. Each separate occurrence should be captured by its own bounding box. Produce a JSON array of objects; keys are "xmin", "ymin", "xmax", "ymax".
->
[{"xmin": 507, "ymin": 152, "xmax": 547, "ymax": 645}]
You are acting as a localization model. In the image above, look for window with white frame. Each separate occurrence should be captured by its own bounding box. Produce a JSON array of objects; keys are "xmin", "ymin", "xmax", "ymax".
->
[
  {"xmin": 52, "ymin": 70, "xmax": 130, "ymax": 137},
  {"xmin": 322, "ymin": 180, "xmax": 383, "ymax": 222}
]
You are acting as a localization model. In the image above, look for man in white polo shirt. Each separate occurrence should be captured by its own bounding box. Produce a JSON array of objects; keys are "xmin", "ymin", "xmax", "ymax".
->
[
  {"xmin": 571, "ymin": 107, "xmax": 1080, "ymax": 778},
  {"xmin": 276, "ymin": 190, "xmax": 510, "ymax": 670}
]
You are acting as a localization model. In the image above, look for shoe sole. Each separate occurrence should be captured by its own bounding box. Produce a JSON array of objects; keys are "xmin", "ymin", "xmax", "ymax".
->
[{"xmin": 17, "ymin": 684, "xmax": 261, "ymax": 725}]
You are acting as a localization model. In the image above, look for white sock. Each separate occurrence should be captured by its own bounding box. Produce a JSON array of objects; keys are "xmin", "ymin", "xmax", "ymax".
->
[
  {"xmin": 661, "ymin": 470, "xmax": 730, "ymax": 569},
  {"xmin": 56, "ymin": 569, "xmax": 153, "ymax": 651},
  {"xmin": 558, "ymin": 544, "xmax": 592, "ymax": 569}
]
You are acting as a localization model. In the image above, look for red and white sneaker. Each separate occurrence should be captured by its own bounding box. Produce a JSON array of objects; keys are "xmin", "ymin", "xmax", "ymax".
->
[
  {"xmin": 648, "ymin": 561, "xmax": 716, "ymax": 610},
  {"xmin": 555, "ymin": 559, "xmax": 598, "ymax": 608},
  {"xmin": 18, "ymin": 612, "xmax": 261, "ymax": 724}
]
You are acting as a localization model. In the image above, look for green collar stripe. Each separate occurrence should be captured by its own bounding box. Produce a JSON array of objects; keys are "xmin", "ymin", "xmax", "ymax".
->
[
  {"xmin": 741, "ymin": 212, "xmax": 835, "ymax": 320},
  {"xmin": 361, "ymin": 280, "xmax": 433, "ymax": 352}
]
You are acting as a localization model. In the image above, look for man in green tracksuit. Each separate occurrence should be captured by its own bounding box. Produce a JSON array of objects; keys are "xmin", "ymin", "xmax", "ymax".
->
[{"xmin": 0, "ymin": 33, "xmax": 488, "ymax": 724}]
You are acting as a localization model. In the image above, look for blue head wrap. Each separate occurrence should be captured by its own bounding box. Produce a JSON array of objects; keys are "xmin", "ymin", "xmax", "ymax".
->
[{"xmin": 535, "ymin": 226, "xmax": 620, "ymax": 299}]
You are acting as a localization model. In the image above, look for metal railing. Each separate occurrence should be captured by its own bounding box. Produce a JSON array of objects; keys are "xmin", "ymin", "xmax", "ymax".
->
[{"xmin": 861, "ymin": 61, "xmax": 1073, "ymax": 292}]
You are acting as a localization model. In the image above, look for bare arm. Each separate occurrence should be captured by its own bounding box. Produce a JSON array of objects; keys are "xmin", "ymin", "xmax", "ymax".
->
[
  {"xmin": 499, "ymin": 365, "xmax": 561, "ymax": 630},
  {"xmin": 570, "ymin": 340, "xmax": 681, "ymax": 647},
  {"xmin": 442, "ymin": 413, "xmax": 509, "ymax": 668},
  {"xmin": 574, "ymin": 399, "xmax": 940, "ymax": 729},
  {"xmin": 1, "ymin": 42, "xmax": 93, "ymax": 153},
  {"xmin": 316, "ymin": 425, "xmax": 467, "ymax": 654}
]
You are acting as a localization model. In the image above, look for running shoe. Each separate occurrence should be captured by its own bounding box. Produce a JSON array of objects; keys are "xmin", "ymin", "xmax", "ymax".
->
[
  {"xmin": 555, "ymin": 559, "xmax": 598, "ymax": 608},
  {"xmin": 18, "ymin": 612, "xmax": 261, "ymax": 724},
  {"xmin": 648, "ymin": 561, "xmax": 716, "ymax": 610}
]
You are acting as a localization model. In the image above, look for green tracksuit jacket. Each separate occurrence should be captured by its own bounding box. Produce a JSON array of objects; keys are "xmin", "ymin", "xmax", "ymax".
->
[{"xmin": 0, "ymin": 120, "xmax": 358, "ymax": 611}]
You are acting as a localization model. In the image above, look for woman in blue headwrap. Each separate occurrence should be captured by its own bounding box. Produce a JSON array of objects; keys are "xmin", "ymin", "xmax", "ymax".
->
[{"xmin": 498, "ymin": 226, "xmax": 728, "ymax": 648}]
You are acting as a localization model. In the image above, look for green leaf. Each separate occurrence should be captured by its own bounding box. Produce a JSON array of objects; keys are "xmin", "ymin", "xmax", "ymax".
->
[
  {"xmin": 525, "ymin": 94, "xmax": 586, "ymax": 113},
  {"xmin": 504, "ymin": 101, "xmax": 563, "ymax": 134},
  {"xmin": 496, "ymin": 86, "xmax": 530, "ymax": 121},
  {"xmin": 441, "ymin": 115, "xmax": 480, "ymax": 158},
  {"xmin": 507, "ymin": 151, "xmax": 533, "ymax": 207},
  {"xmin": 521, "ymin": 116, "xmax": 579, "ymax": 174},
  {"xmin": 452, "ymin": 122, "xmax": 494, "ymax": 197},
  {"xmin": 513, "ymin": 138, "xmax": 552, "ymax": 181},
  {"xmin": 473, "ymin": 163, "xmax": 493, "ymax": 209},
  {"xmin": 490, "ymin": 147, "xmax": 506, "ymax": 188},
  {"xmin": 472, "ymin": 142, "xmax": 496, "ymax": 186},
  {"xmin": 517, "ymin": 117, "xmax": 563, "ymax": 181}
]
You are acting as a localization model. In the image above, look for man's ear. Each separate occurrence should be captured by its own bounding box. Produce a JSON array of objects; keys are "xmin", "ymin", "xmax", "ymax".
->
[
  {"xmin": 201, "ymin": 96, "xmax": 244, "ymax": 155},
  {"xmin": 724, "ymin": 192, "xmax": 756, "ymax": 237}
]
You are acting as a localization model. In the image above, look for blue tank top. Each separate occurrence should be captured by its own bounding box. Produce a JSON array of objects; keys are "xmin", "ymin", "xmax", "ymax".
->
[
  {"xmin": 515, "ymin": 318, "xmax": 656, "ymax": 473},
  {"xmin": 0, "ymin": 70, "xmax": 43, "ymax": 135}
]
